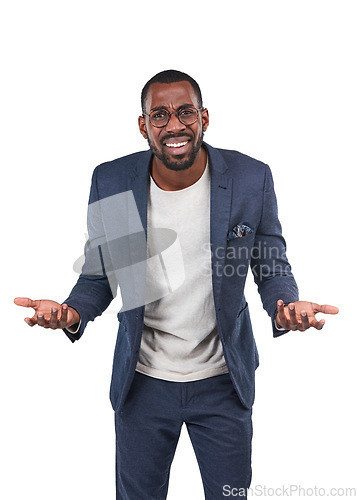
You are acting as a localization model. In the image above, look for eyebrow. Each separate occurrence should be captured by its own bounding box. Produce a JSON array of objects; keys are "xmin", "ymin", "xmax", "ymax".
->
[{"xmin": 150, "ymin": 103, "xmax": 195, "ymax": 112}]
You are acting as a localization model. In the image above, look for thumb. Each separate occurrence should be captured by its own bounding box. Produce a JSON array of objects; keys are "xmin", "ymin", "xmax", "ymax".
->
[
  {"xmin": 14, "ymin": 297, "xmax": 39, "ymax": 309},
  {"xmin": 314, "ymin": 303, "xmax": 339, "ymax": 315}
]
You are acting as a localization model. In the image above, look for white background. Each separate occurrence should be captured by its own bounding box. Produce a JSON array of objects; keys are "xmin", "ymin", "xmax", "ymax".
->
[{"xmin": 1, "ymin": 1, "xmax": 355, "ymax": 499}]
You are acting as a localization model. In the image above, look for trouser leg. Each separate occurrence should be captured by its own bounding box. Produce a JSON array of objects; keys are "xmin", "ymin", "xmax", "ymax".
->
[
  {"xmin": 114, "ymin": 372, "xmax": 183, "ymax": 500},
  {"xmin": 184, "ymin": 374, "xmax": 253, "ymax": 499}
]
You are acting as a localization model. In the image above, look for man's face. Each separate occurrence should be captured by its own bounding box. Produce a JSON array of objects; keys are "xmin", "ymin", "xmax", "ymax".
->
[{"xmin": 138, "ymin": 81, "xmax": 209, "ymax": 171}]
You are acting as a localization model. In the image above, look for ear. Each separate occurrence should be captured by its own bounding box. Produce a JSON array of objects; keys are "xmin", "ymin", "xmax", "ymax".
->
[
  {"xmin": 138, "ymin": 115, "xmax": 148, "ymax": 139},
  {"xmin": 201, "ymin": 108, "xmax": 209, "ymax": 132}
]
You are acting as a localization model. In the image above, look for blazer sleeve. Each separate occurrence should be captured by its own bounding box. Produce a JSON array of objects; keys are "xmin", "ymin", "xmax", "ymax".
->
[
  {"xmin": 250, "ymin": 164, "xmax": 299, "ymax": 337},
  {"xmin": 62, "ymin": 166, "xmax": 115, "ymax": 342}
]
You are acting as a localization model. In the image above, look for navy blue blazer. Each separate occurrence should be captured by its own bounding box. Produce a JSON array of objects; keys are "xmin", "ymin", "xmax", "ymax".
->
[{"xmin": 63, "ymin": 142, "xmax": 299, "ymax": 410}]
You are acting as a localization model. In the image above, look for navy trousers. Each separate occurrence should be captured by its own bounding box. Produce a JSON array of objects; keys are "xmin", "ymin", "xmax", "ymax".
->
[{"xmin": 114, "ymin": 371, "xmax": 253, "ymax": 499}]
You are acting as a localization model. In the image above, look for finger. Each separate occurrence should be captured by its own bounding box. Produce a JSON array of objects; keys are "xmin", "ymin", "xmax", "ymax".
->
[
  {"xmin": 14, "ymin": 297, "xmax": 39, "ymax": 309},
  {"xmin": 49, "ymin": 307, "xmax": 59, "ymax": 329},
  {"xmin": 314, "ymin": 319, "xmax": 325, "ymax": 330},
  {"xmin": 276, "ymin": 300, "xmax": 288, "ymax": 328},
  {"xmin": 313, "ymin": 304, "xmax": 339, "ymax": 315},
  {"xmin": 37, "ymin": 312, "xmax": 46, "ymax": 327},
  {"xmin": 299, "ymin": 310, "xmax": 310, "ymax": 331},
  {"xmin": 58, "ymin": 304, "xmax": 68, "ymax": 328},
  {"xmin": 24, "ymin": 316, "xmax": 36, "ymax": 327},
  {"xmin": 310, "ymin": 317, "xmax": 325, "ymax": 331},
  {"xmin": 288, "ymin": 303, "xmax": 299, "ymax": 330}
]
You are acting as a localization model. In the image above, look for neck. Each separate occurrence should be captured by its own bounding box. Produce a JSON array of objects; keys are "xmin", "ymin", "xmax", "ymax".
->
[{"xmin": 151, "ymin": 146, "xmax": 207, "ymax": 191}]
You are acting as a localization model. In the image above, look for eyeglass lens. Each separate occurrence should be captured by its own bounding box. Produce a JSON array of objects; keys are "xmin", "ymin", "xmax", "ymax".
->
[{"xmin": 150, "ymin": 108, "xmax": 198, "ymax": 127}]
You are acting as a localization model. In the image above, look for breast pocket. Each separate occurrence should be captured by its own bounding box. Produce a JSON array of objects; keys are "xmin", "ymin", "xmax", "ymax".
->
[{"xmin": 226, "ymin": 231, "xmax": 254, "ymax": 261}]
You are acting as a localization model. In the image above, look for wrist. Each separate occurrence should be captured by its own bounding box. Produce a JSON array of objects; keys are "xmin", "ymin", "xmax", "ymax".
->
[{"xmin": 67, "ymin": 306, "xmax": 80, "ymax": 327}]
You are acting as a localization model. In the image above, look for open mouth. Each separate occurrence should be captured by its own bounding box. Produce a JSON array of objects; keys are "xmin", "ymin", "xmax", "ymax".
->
[
  {"xmin": 164, "ymin": 141, "xmax": 188, "ymax": 148},
  {"xmin": 163, "ymin": 138, "xmax": 191, "ymax": 155}
]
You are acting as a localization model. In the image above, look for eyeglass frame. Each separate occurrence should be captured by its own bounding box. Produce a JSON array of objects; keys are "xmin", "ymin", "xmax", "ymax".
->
[{"xmin": 142, "ymin": 106, "xmax": 205, "ymax": 128}]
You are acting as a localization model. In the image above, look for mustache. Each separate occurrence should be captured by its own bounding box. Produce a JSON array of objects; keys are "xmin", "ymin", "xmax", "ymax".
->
[{"xmin": 160, "ymin": 132, "xmax": 192, "ymax": 144}]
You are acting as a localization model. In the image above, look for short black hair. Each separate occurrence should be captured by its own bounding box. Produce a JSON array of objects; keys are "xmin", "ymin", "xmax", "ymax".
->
[{"xmin": 141, "ymin": 69, "xmax": 203, "ymax": 113}]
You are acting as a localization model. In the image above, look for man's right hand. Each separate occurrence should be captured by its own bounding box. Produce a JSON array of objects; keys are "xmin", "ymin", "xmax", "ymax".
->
[{"xmin": 14, "ymin": 298, "xmax": 80, "ymax": 330}]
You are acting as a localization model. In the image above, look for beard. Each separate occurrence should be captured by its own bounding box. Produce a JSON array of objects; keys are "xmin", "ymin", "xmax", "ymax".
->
[{"xmin": 147, "ymin": 132, "xmax": 204, "ymax": 172}]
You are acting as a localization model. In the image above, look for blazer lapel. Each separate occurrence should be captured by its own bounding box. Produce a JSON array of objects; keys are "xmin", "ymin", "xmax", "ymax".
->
[
  {"xmin": 129, "ymin": 149, "xmax": 152, "ymax": 237},
  {"xmin": 205, "ymin": 143, "xmax": 233, "ymax": 303},
  {"xmin": 119, "ymin": 150, "xmax": 151, "ymax": 312}
]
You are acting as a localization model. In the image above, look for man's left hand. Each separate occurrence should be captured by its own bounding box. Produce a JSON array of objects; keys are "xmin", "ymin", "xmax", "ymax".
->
[{"xmin": 276, "ymin": 300, "xmax": 339, "ymax": 331}]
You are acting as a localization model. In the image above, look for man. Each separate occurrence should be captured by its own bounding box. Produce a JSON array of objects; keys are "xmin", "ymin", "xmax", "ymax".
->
[{"xmin": 14, "ymin": 70, "xmax": 339, "ymax": 500}]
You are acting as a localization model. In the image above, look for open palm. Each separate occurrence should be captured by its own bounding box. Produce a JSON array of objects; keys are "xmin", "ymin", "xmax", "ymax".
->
[{"xmin": 14, "ymin": 297, "xmax": 79, "ymax": 329}]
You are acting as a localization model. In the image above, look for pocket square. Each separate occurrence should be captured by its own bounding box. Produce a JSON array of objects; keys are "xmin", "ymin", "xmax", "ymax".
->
[{"xmin": 227, "ymin": 223, "xmax": 254, "ymax": 240}]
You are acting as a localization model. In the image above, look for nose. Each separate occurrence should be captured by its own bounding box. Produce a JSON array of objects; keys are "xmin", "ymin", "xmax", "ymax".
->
[{"xmin": 164, "ymin": 112, "xmax": 186, "ymax": 133}]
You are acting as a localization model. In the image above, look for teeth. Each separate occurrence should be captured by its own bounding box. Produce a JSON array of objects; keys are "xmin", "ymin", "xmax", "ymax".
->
[{"xmin": 165, "ymin": 141, "xmax": 188, "ymax": 148}]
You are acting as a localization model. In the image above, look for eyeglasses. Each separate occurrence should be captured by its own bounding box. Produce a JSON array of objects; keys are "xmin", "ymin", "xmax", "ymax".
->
[{"xmin": 143, "ymin": 106, "xmax": 203, "ymax": 128}]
